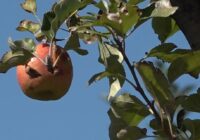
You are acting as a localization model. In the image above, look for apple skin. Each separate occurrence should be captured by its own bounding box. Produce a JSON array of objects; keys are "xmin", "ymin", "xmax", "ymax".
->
[{"xmin": 16, "ymin": 43, "xmax": 73, "ymax": 101}]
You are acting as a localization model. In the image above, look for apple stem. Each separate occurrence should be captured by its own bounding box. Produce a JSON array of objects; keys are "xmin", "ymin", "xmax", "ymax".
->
[
  {"xmin": 48, "ymin": 40, "xmax": 53, "ymax": 59},
  {"xmin": 45, "ymin": 39, "xmax": 56, "ymax": 72},
  {"xmin": 52, "ymin": 50, "xmax": 64, "ymax": 68},
  {"xmin": 32, "ymin": 52, "xmax": 47, "ymax": 65}
]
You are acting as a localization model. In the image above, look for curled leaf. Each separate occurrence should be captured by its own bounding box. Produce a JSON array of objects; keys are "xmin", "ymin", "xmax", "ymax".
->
[
  {"xmin": 21, "ymin": 0, "xmax": 37, "ymax": 14},
  {"xmin": 0, "ymin": 51, "xmax": 32, "ymax": 73},
  {"xmin": 64, "ymin": 32, "xmax": 88, "ymax": 55},
  {"xmin": 0, "ymin": 38, "xmax": 36, "ymax": 73},
  {"xmin": 8, "ymin": 38, "xmax": 36, "ymax": 52},
  {"xmin": 16, "ymin": 20, "xmax": 45, "ymax": 41},
  {"xmin": 88, "ymin": 71, "xmax": 111, "ymax": 86}
]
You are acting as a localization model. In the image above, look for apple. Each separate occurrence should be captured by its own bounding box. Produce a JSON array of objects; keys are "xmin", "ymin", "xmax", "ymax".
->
[{"xmin": 16, "ymin": 43, "xmax": 73, "ymax": 100}]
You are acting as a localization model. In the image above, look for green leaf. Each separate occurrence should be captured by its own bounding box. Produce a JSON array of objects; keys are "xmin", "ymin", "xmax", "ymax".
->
[
  {"xmin": 148, "ymin": 43, "xmax": 191, "ymax": 62},
  {"xmin": 148, "ymin": 43, "xmax": 177, "ymax": 58},
  {"xmin": 108, "ymin": 109, "xmax": 147, "ymax": 140},
  {"xmin": 8, "ymin": 38, "xmax": 36, "ymax": 53},
  {"xmin": 41, "ymin": 11, "xmax": 56, "ymax": 40},
  {"xmin": 77, "ymin": 29, "xmax": 99, "ymax": 44},
  {"xmin": 41, "ymin": 0, "xmax": 92, "ymax": 40},
  {"xmin": 136, "ymin": 61, "xmax": 174, "ymax": 109},
  {"xmin": 98, "ymin": 43, "xmax": 125, "ymax": 100},
  {"xmin": 130, "ymin": 6, "xmax": 152, "ymax": 33},
  {"xmin": 16, "ymin": 20, "xmax": 45, "ymax": 41},
  {"xmin": 150, "ymin": 118, "xmax": 161, "ymax": 131},
  {"xmin": 152, "ymin": 17, "xmax": 179, "ymax": 43},
  {"xmin": 168, "ymin": 50, "xmax": 200, "ymax": 82},
  {"xmin": 66, "ymin": 14, "xmax": 81, "ymax": 28},
  {"xmin": 65, "ymin": 32, "xmax": 88, "ymax": 55},
  {"xmin": 140, "ymin": 1, "xmax": 178, "ymax": 19},
  {"xmin": 34, "ymin": 30, "xmax": 46, "ymax": 41},
  {"xmin": 149, "ymin": 119, "xmax": 166, "ymax": 137},
  {"xmin": 181, "ymin": 92, "xmax": 200, "ymax": 113},
  {"xmin": 176, "ymin": 109, "xmax": 186, "ymax": 130},
  {"xmin": 119, "ymin": 5, "xmax": 140, "ymax": 35},
  {"xmin": 0, "ymin": 38, "xmax": 36, "ymax": 73},
  {"xmin": 108, "ymin": 77, "xmax": 123, "ymax": 101},
  {"xmin": 88, "ymin": 71, "xmax": 110, "ymax": 85},
  {"xmin": 151, "ymin": 0, "xmax": 178, "ymax": 17},
  {"xmin": 98, "ymin": 43, "xmax": 124, "ymax": 66},
  {"xmin": 94, "ymin": 1, "xmax": 108, "ymax": 12},
  {"xmin": 115, "ymin": 126, "xmax": 147, "ymax": 140},
  {"xmin": 0, "ymin": 51, "xmax": 32, "ymax": 73},
  {"xmin": 17, "ymin": 20, "xmax": 40, "ymax": 33},
  {"xmin": 95, "ymin": 4, "xmax": 140, "ymax": 36},
  {"xmin": 150, "ymin": 118, "xmax": 176, "ymax": 139},
  {"xmin": 20, "ymin": 0, "xmax": 37, "ymax": 14},
  {"xmin": 183, "ymin": 119, "xmax": 200, "ymax": 140},
  {"xmin": 140, "ymin": 4, "xmax": 155, "ymax": 19},
  {"xmin": 88, "ymin": 70, "xmax": 129, "ymax": 87},
  {"xmin": 132, "ymin": 0, "xmax": 177, "ymax": 32},
  {"xmin": 67, "ymin": 16, "xmax": 110, "ymax": 42},
  {"xmin": 111, "ymin": 93, "xmax": 150, "ymax": 126}
]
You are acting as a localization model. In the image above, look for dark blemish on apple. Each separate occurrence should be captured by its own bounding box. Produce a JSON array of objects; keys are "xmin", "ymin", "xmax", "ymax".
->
[{"xmin": 25, "ymin": 65, "xmax": 41, "ymax": 78}]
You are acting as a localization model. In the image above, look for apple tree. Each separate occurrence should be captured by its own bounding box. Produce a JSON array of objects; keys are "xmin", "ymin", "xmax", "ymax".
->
[{"xmin": 1, "ymin": 0, "xmax": 200, "ymax": 139}]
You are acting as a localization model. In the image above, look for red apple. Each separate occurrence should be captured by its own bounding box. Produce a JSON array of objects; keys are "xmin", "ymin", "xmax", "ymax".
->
[{"xmin": 16, "ymin": 43, "xmax": 73, "ymax": 100}]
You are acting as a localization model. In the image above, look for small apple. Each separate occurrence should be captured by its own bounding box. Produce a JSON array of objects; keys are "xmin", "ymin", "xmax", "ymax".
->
[{"xmin": 16, "ymin": 43, "xmax": 73, "ymax": 100}]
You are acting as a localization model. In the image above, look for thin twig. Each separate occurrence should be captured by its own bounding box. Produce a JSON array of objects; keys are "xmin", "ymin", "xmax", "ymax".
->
[
  {"xmin": 59, "ymin": 28, "xmax": 70, "ymax": 32},
  {"xmin": 103, "ymin": 26, "xmax": 160, "ymax": 119},
  {"xmin": 114, "ymin": 36, "xmax": 160, "ymax": 120},
  {"xmin": 123, "ymin": 50, "xmax": 160, "ymax": 119}
]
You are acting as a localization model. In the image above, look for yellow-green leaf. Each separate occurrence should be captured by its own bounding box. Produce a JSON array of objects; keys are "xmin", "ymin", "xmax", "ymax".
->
[
  {"xmin": 136, "ymin": 61, "xmax": 174, "ymax": 108},
  {"xmin": 0, "ymin": 51, "xmax": 32, "ymax": 73},
  {"xmin": 21, "ymin": 0, "xmax": 37, "ymax": 14},
  {"xmin": 111, "ymin": 93, "xmax": 150, "ymax": 126},
  {"xmin": 97, "ymin": 4, "xmax": 140, "ymax": 36},
  {"xmin": 16, "ymin": 20, "xmax": 41, "ymax": 36},
  {"xmin": 151, "ymin": 0, "xmax": 178, "ymax": 17},
  {"xmin": 168, "ymin": 50, "xmax": 200, "ymax": 82}
]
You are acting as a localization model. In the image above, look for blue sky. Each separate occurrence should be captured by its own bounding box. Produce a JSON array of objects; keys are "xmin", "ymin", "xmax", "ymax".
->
[{"xmin": 0, "ymin": 1, "xmax": 199, "ymax": 140}]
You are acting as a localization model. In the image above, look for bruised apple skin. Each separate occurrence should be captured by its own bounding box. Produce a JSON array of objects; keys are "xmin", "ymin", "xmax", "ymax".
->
[{"xmin": 16, "ymin": 43, "xmax": 73, "ymax": 101}]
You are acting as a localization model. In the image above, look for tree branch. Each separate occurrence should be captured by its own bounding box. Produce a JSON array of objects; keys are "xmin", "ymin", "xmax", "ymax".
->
[{"xmin": 114, "ymin": 37, "xmax": 160, "ymax": 120}]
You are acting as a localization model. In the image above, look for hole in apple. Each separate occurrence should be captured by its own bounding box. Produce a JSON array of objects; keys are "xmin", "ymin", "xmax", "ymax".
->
[{"xmin": 25, "ymin": 65, "xmax": 41, "ymax": 78}]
